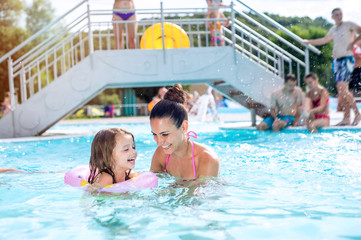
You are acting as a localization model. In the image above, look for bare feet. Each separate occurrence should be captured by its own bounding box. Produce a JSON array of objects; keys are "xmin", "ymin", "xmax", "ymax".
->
[
  {"xmin": 336, "ymin": 119, "xmax": 351, "ymax": 126},
  {"xmin": 352, "ymin": 114, "xmax": 361, "ymax": 126}
]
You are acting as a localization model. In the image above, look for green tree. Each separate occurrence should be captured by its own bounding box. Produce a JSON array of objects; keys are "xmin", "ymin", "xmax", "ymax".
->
[
  {"xmin": 25, "ymin": 0, "xmax": 55, "ymax": 35},
  {"xmin": 0, "ymin": 0, "xmax": 23, "ymax": 26},
  {"xmin": 0, "ymin": 0, "xmax": 28, "ymax": 101}
]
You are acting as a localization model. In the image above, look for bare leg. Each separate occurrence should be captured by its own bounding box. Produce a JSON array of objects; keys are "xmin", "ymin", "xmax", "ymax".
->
[
  {"xmin": 307, "ymin": 118, "xmax": 330, "ymax": 133},
  {"xmin": 113, "ymin": 21, "xmax": 124, "ymax": 50},
  {"xmin": 126, "ymin": 15, "xmax": 137, "ymax": 49},
  {"xmin": 0, "ymin": 167, "xmax": 25, "ymax": 173},
  {"xmin": 256, "ymin": 122, "xmax": 269, "ymax": 131},
  {"xmin": 272, "ymin": 120, "xmax": 287, "ymax": 132},
  {"xmin": 336, "ymin": 82, "xmax": 351, "ymax": 125}
]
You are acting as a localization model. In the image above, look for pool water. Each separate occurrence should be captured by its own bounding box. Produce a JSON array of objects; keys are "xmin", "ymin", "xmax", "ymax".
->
[{"xmin": 1, "ymin": 122, "xmax": 361, "ymax": 239}]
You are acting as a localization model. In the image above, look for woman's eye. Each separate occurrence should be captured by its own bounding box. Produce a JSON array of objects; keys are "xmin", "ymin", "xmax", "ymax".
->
[
  {"xmin": 124, "ymin": 148, "xmax": 129, "ymax": 151},
  {"xmin": 162, "ymin": 133, "xmax": 169, "ymax": 137}
]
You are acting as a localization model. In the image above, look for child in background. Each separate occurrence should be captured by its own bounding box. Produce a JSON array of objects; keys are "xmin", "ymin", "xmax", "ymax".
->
[
  {"xmin": 87, "ymin": 128, "xmax": 138, "ymax": 190},
  {"xmin": 207, "ymin": 11, "xmax": 229, "ymax": 47},
  {"xmin": 1, "ymin": 92, "xmax": 12, "ymax": 116}
]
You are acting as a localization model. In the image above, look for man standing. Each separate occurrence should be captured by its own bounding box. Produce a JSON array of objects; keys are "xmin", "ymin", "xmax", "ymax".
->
[
  {"xmin": 257, "ymin": 74, "xmax": 303, "ymax": 132},
  {"xmin": 304, "ymin": 8, "xmax": 361, "ymax": 126}
]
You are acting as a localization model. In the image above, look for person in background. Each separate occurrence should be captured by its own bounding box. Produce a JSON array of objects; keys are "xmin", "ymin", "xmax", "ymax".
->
[
  {"xmin": 0, "ymin": 168, "xmax": 26, "ymax": 173},
  {"xmin": 304, "ymin": 73, "xmax": 330, "ymax": 133},
  {"xmin": 147, "ymin": 86, "xmax": 167, "ymax": 112},
  {"xmin": 87, "ymin": 128, "xmax": 138, "ymax": 191},
  {"xmin": 207, "ymin": 11, "xmax": 229, "ymax": 47},
  {"xmin": 348, "ymin": 34, "xmax": 361, "ymax": 99},
  {"xmin": 1, "ymin": 92, "xmax": 12, "ymax": 116},
  {"xmin": 257, "ymin": 74, "xmax": 303, "ymax": 132},
  {"xmin": 303, "ymin": 8, "xmax": 361, "ymax": 126},
  {"xmin": 206, "ymin": 0, "xmax": 228, "ymax": 21},
  {"xmin": 112, "ymin": 0, "xmax": 137, "ymax": 49},
  {"xmin": 149, "ymin": 85, "xmax": 220, "ymax": 181}
]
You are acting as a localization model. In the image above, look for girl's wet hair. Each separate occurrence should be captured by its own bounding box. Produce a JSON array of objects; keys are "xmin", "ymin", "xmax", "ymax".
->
[
  {"xmin": 88, "ymin": 128, "xmax": 134, "ymax": 184},
  {"xmin": 150, "ymin": 84, "xmax": 188, "ymax": 128}
]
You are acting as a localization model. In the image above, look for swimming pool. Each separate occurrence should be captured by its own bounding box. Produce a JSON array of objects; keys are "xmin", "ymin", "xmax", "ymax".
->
[{"xmin": 1, "ymin": 122, "xmax": 361, "ymax": 239}]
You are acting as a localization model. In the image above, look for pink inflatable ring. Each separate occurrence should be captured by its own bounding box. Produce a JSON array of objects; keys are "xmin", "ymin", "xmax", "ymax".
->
[{"xmin": 64, "ymin": 165, "xmax": 158, "ymax": 193}]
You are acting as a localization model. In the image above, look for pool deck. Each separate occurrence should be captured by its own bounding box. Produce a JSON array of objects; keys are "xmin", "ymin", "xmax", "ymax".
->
[
  {"xmin": 1, "ymin": 109, "xmax": 360, "ymax": 142},
  {"xmin": 57, "ymin": 108, "xmax": 361, "ymax": 129}
]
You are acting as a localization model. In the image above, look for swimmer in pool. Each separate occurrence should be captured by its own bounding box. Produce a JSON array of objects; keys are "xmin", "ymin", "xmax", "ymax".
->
[
  {"xmin": 149, "ymin": 84, "xmax": 220, "ymax": 181},
  {"xmin": 87, "ymin": 128, "xmax": 138, "ymax": 191}
]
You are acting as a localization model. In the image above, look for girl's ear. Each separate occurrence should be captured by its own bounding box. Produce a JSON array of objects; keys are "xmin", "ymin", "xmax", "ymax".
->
[{"xmin": 182, "ymin": 120, "xmax": 189, "ymax": 134}]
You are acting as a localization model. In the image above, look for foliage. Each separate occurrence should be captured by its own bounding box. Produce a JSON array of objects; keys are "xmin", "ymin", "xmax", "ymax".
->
[
  {"xmin": 25, "ymin": 0, "xmax": 55, "ymax": 35},
  {"xmin": 0, "ymin": 0, "xmax": 23, "ymax": 27},
  {"xmin": 0, "ymin": 0, "xmax": 30, "ymax": 101}
]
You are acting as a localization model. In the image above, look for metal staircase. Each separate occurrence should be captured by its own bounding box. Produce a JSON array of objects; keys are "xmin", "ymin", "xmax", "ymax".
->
[{"xmin": 0, "ymin": 0, "xmax": 320, "ymax": 138}]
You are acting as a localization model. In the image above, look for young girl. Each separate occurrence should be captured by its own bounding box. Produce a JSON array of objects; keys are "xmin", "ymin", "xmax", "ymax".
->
[
  {"xmin": 88, "ymin": 128, "xmax": 138, "ymax": 190},
  {"xmin": 149, "ymin": 85, "xmax": 220, "ymax": 181},
  {"xmin": 207, "ymin": 11, "xmax": 229, "ymax": 47},
  {"xmin": 304, "ymin": 72, "xmax": 330, "ymax": 133}
]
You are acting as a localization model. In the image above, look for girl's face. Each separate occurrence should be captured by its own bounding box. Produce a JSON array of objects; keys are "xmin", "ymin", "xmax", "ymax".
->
[
  {"xmin": 112, "ymin": 133, "xmax": 137, "ymax": 171},
  {"xmin": 150, "ymin": 117, "xmax": 187, "ymax": 155}
]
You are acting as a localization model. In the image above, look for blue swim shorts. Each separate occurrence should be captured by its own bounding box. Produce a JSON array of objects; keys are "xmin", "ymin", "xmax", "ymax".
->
[
  {"xmin": 332, "ymin": 56, "xmax": 354, "ymax": 82},
  {"xmin": 262, "ymin": 115, "xmax": 295, "ymax": 129}
]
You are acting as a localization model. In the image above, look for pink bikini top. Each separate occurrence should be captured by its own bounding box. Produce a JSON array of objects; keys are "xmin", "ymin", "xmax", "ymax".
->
[
  {"xmin": 164, "ymin": 131, "xmax": 198, "ymax": 181},
  {"xmin": 353, "ymin": 45, "xmax": 361, "ymax": 57}
]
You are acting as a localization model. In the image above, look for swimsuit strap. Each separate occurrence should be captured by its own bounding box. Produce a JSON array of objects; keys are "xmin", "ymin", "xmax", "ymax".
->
[
  {"xmin": 190, "ymin": 140, "xmax": 197, "ymax": 180},
  {"xmin": 164, "ymin": 155, "xmax": 170, "ymax": 173},
  {"xmin": 187, "ymin": 131, "xmax": 198, "ymax": 180}
]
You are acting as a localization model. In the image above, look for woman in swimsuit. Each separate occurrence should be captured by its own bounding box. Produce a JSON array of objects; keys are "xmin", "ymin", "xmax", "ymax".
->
[
  {"xmin": 112, "ymin": 0, "xmax": 137, "ymax": 49},
  {"xmin": 150, "ymin": 85, "xmax": 220, "ymax": 181},
  {"xmin": 304, "ymin": 72, "xmax": 330, "ymax": 133}
]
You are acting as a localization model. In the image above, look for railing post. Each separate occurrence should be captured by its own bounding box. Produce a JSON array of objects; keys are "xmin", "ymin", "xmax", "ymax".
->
[
  {"xmin": 305, "ymin": 48, "xmax": 310, "ymax": 74},
  {"xmin": 160, "ymin": 2, "xmax": 166, "ymax": 64},
  {"xmin": 87, "ymin": 0, "xmax": 94, "ymax": 55},
  {"xmin": 7, "ymin": 58, "xmax": 16, "ymax": 111},
  {"xmin": 8, "ymin": 57, "xmax": 16, "ymax": 137},
  {"xmin": 230, "ymin": 1, "xmax": 236, "ymax": 64}
]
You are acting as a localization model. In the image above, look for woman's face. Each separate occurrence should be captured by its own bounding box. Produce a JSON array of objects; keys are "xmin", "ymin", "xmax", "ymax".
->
[
  {"xmin": 305, "ymin": 77, "xmax": 317, "ymax": 91},
  {"xmin": 150, "ymin": 117, "xmax": 187, "ymax": 155},
  {"xmin": 112, "ymin": 133, "xmax": 137, "ymax": 171}
]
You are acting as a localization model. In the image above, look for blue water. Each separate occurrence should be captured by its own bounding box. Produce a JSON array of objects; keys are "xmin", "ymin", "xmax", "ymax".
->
[{"xmin": 1, "ymin": 122, "xmax": 361, "ymax": 239}]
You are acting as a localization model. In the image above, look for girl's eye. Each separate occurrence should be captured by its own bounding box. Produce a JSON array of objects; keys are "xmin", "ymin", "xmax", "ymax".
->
[{"xmin": 124, "ymin": 148, "xmax": 129, "ymax": 151}]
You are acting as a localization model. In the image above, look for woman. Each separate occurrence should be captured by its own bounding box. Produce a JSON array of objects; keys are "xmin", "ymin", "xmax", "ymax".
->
[
  {"xmin": 304, "ymin": 72, "xmax": 330, "ymax": 133},
  {"xmin": 112, "ymin": 0, "xmax": 137, "ymax": 49},
  {"xmin": 149, "ymin": 85, "xmax": 220, "ymax": 181}
]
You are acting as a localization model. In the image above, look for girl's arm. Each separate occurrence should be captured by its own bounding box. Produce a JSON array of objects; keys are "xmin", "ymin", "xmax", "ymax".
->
[{"xmin": 0, "ymin": 167, "xmax": 26, "ymax": 173}]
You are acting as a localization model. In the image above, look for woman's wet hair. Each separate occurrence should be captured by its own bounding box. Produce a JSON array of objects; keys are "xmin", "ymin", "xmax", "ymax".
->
[
  {"xmin": 88, "ymin": 128, "xmax": 134, "ymax": 184},
  {"xmin": 150, "ymin": 84, "xmax": 188, "ymax": 128}
]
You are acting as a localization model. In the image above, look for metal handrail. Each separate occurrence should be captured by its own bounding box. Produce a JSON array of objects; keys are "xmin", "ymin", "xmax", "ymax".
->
[
  {"xmin": 235, "ymin": 0, "xmax": 321, "ymax": 55},
  {"xmin": 0, "ymin": 0, "xmax": 87, "ymax": 64},
  {"xmin": 3, "ymin": 0, "xmax": 315, "ymax": 113}
]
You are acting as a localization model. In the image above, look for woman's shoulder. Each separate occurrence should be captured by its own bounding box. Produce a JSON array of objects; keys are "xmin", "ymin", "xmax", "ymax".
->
[
  {"xmin": 320, "ymin": 87, "xmax": 330, "ymax": 96},
  {"xmin": 152, "ymin": 146, "xmax": 168, "ymax": 161},
  {"xmin": 194, "ymin": 142, "xmax": 219, "ymax": 164}
]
